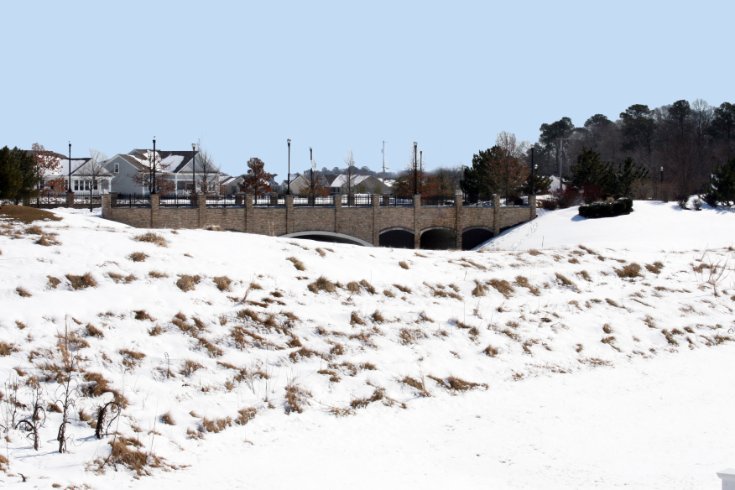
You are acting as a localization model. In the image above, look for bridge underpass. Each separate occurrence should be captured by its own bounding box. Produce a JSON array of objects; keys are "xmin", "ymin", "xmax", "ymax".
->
[
  {"xmin": 462, "ymin": 227, "xmax": 494, "ymax": 250},
  {"xmin": 379, "ymin": 229, "xmax": 415, "ymax": 249},
  {"xmin": 420, "ymin": 228, "xmax": 456, "ymax": 250}
]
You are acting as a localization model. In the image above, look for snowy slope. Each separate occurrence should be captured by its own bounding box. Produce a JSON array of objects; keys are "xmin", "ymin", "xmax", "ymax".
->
[
  {"xmin": 0, "ymin": 203, "xmax": 733, "ymax": 489},
  {"xmin": 485, "ymin": 200, "xmax": 735, "ymax": 252}
]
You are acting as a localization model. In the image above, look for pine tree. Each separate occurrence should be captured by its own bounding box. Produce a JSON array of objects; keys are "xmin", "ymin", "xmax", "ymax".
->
[
  {"xmin": 240, "ymin": 157, "xmax": 275, "ymax": 196},
  {"xmin": 704, "ymin": 158, "xmax": 735, "ymax": 207}
]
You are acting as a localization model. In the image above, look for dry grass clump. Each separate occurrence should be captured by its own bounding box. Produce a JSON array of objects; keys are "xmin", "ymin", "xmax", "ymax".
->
[
  {"xmin": 554, "ymin": 272, "xmax": 577, "ymax": 290},
  {"xmin": 134, "ymin": 310, "xmax": 153, "ymax": 321},
  {"xmin": 602, "ymin": 323, "xmax": 613, "ymax": 334},
  {"xmin": 514, "ymin": 275, "xmax": 540, "ymax": 295},
  {"xmin": 180, "ymin": 359, "xmax": 203, "ymax": 376},
  {"xmin": 148, "ymin": 270, "xmax": 168, "ymax": 279},
  {"xmin": 398, "ymin": 260, "xmax": 410, "ymax": 270},
  {"xmin": 104, "ymin": 437, "xmax": 152, "ymax": 476},
  {"xmin": 128, "ymin": 252, "xmax": 148, "ymax": 262},
  {"xmin": 528, "ymin": 249, "xmax": 542, "ymax": 256},
  {"xmin": 284, "ymin": 383, "xmax": 311, "ymax": 414},
  {"xmin": 15, "ymin": 286, "xmax": 31, "ymax": 297},
  {"xmin": 134, "ymin": 232, "xmax": 168, "ymax": 247},
  {"xmin": 350, "ymin": 311, "xmax": 365, "ymax": 326},
  {"xmin": 119, "ymin": 349, "xmax": 146, "ymax": 369},
  {"xmin": 35, "ymin": 233, "xmax": 61, "ymax": 246},
  {"xmin": 107, "ymin": 272, "xmax": 137, "ymax": 284},
  {"xmin": 393, "ymin": 283, "xmax": 412, "ymax": 294},
  {"xmin": 176, "ymin": 274, "xmax": 201, "ymax": 292},
  {"xmin": 0, "ymin": 342, "xmax": 19, "ymax": 356},
  {"xmin": 201, "ymin": 416, "xmax": 232, "ymax": 433},
  {"xmin": 0, "ymin": 205, "xmax": 61, "ymax": 223},
  {"xmin": 318, "ymin": 368, "xmax": 341, "ymax": 383},
  {"xmin": 213, "ymin": 275, "xmax": 232, "ymax": 292},
  {"xmin": 488, "ymin": 279, "xmax": 514, "ymax": 298},
  {"xmin": 287, "ymin": 256, "xmax": 306, "ymax": 271},
  {"xmin": 47, "ymin": 275, "xmax": 61, "ymax": 289},
  {"xmin": 472, "ymin": 280, "xmax": 487, "ymax": 297},
  {"xmin": 236, "ymin": 407, "xmax": 257, "ymax": 425},
  {"xmin": 351, "ymin": 387, "xmax": 386, "ymax": 409},
  {"xmin": 645, "ymin": 261, "xmax": 664, "ymax": 274},
  {"xmin": 160, "ymin": 412, "xmax": 176, "ymax": 425},
  {"xmin": 66, "ymin": 273, "xmax": 97, "ymax": 290},
  {"xmin": 308, "ymin": 276, "xmax": 338, "ymax": 293},
  {"xmin": 399, "ymin": 328, "xmax": 427, "ymax": 345},
  {"xmin": 0, "ymin": 453, "xmax": 7, "ymax": 472},
  {"xmin": 371, "ymin": 310, "xmax": 385, "ymax": 323},
  {"xmin": 429, "ymin": 375, "xmax": 487, "ymax": 392},
  {"xmin": 615, "ymin": 262, "xmax": 642, "ymax": 279},
  {"xmin": 483, "ymin": 345, "xmax": 500, "ymax": 357},
  {"xmin": 85, "ymin": 323, "xmax": 104, "ymax": 338},
  {"xmin": 401, "ymin": 376, "xmax": 430, "ymax": 397},
  {"xmin": 148, "ymin": 325, "xmax": 164, "ymax": 336},
  {"xmin": 577, "ymin": 270, "xmax": 592, "ymax": 282}
]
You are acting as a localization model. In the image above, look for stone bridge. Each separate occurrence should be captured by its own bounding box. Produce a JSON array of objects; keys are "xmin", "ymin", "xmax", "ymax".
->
[{"xmin": 101, "ymin": 193, "xmax": 536, "ymax": 250}]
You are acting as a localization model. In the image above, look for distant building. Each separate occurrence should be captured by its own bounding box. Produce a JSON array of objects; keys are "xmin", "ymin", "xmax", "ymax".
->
[{"xmin": 329, "ymin": 174, "xmax": 391, "ymax": 194}]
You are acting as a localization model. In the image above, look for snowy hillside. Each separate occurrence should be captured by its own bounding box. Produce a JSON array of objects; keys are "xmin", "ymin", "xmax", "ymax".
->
[{"xmin": 0, "ymin": 202, "xmax": 734, "ymax": 489}]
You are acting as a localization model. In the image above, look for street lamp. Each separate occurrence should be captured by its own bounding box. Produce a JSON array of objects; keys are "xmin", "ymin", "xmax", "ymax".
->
[
  {"xmin": 151, "ymin": 137, "xmax": 157, "ymax": 194},
  {"xmin": 412, "ymin": 141, "xmax": 418, "ymax": 195},
  {"xmin": 191, "ymin": 143, "xmax": 197, "ymax": 195},
  {"xmin": 287, "ymin": 138, "xmax": 292, "ymax": 195},
  {"xmin": 67, "ymin": 141, "xmax": 72, "ymax": 193}
]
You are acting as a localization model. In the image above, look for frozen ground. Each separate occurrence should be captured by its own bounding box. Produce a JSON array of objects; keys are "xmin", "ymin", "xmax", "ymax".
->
[{"xmin": 0, "ymin": 201, "xmax": 733, "ymax": 489}]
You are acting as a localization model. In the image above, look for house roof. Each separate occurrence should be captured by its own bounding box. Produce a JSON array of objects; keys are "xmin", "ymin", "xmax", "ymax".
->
[
  {"xmin": 127, "ymin": 149, "xmax": 219, "ymax": 174},
  {"xmin": 330, "ymin": 174, "xmax": 375, "ymax": 188}
]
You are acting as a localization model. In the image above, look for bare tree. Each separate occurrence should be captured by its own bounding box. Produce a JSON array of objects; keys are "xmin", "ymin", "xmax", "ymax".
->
[
  {"xmin": 55, "ymin": 324, "xmax": 80, "ymax": 454},
  {"xmin": 15, "ymin": 377, "xmax": 45, "ymax": 451},
  {"xmin": 240, "ymin": 157, "xmax": 275, "ymax": 198},
  {"xmin": 194, "ymin": 149, "xmax": 219, "ymax": 196},
  {"xmin": 31, "ymin": 143, "xmax": 61, "ymax": 205}
]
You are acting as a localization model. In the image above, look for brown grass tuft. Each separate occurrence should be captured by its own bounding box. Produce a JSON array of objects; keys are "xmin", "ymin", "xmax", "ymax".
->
[
  {"xmin": 85, "ymin": 323, "xmax": 104, "ymax": 338},
  {"xmin": 472, "ymin": 280, "xmax": 487, "ymax": 297},
  {"xmin": 134, "ymin": 310, "xmax": 154, "ymax": 321},
  {"xmin": 235, "ymin": 407, "xmax": 257, "ymax": 425},
  {"xmin": 176, "ymin": 274, "xmax": 201, "ymax": 292},
  {"xmin": 128, "ymin": 252, "xmax": 148, "ymax": 262},
  {"xmin": 148, "ymin": 270, "xmax": 168, "ymax": 279},
  {"xmin": 201, "ymin": 416, "xmax": 232, "ymax": 433},
  {"xmin": 180, "ymin": 359, "xmax": 203, "ymax": 376},
  {"xmin": 134, "ymin": 232, "xmax": 168, "ymax": 247},
  {"xmin": 401, "ymin": 376, "xmax": 430, "ymax": 397},
  {"xmin": 488, "ymin": 279, "xmax": 514, "ymax": 298},
  {"xmin": 615, "ymin": 262, "xmax": 642, "ymax": 279},
  {"xmin": 287, "ymin": 256, "xmax": 306, "ymax": 271},
  {"xmin": 15, "ymin": 286, "xmax": 31, "ymax": 297},
  {"xmin": 308, "ymin": 276, "xmax": 338, "ymax": 293},
  {"xmin": 554, "ymin": 272, "xmax": 577, "ymax": 290},
  {"xmin": 351, "ymin": 387, "xmax": 386, "ymax": 409},
  {"xmin": 398, "ymin": 260, "xmax": 410, "ymax": 270},
  {"xmin": 645, "ymin": 261, "xmax": 664, "ymax": 274},
  {"xmin": 0, "ymin": 342, "xmax": 19, "ymax": 356},
  {"xmin": 514, "ymin": 275, "xmax": 540, "ymax": 295},
  {"xmin": 66, "ymin": 273, "xmax": 97, "ymax": 289},
  {"xmin": 284, "ymin": 383, "xmax": 311, "ymax": 414},
  {"xmin": 47, "ymin": 275, "xmax": 61, "ymax": 289},
  {"xmin": 160, "ymin": 412, "xmax": 176, "ymax": 425},
  {"xmin": 119, "ymin": 349, "xmax": 146, "ymax": 369},
  {"xmin": 213, "ymin": 275, "xmax": 232, "ymax": 292},
  {"xmin": 483, "ymin": 345, "xmax": 500, "ymax": 357},
  {"xmin": 0, "ymin": 205, "xmax": 61, "ymax": 224}
]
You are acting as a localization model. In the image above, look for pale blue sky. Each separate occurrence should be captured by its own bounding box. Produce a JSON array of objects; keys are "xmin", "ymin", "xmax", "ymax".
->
[{"xmin": 1, "ymin": 0, "xmax": 733, "ymax": 178}]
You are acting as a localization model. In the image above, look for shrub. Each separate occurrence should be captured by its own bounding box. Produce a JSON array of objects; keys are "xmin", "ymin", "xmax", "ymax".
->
[
  {"xmin": 284, "ymin": 383, "xmax": 311, "ymax": 414},
  {"xmin": 176, "ymin": 274, "xmax": 201, "ymax": 292},
  {"xmin": 236, "ymin": 407, "xmax": 257, "ymax": 425},
  {"xmin": 488, "ymin": 279, "xmax": 514, "ymax": 298},
  {"xmin": 16, "ymin": 286, "xmax": 31, "ymax": 297},
  {"xmin": 66, "ymin": 273, "xmax": 97, "ymax": 290},
  {"xmin": 578, "ymin": 198, "xmax": 633, "ymax": 219}
]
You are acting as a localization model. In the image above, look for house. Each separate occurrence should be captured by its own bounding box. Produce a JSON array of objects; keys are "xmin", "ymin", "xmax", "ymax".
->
[
  {"xmin": 288, "ymin": 172, "xmax": 331, "ymax": 195},
  {"xmin": 102, "ymin": 149, "xmax": 221, "ymax": 195},
  {"xmin": 41, "ymin": 154, "xmax": 113, "ymax": 195},
  {"xmin": 329, "ymin": 174, "xmax": 391, "ymax": 195}
]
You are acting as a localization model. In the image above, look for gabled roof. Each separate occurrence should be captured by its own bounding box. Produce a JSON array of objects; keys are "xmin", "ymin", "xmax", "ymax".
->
[
  {"xmin": 330, "ymin": 174, "xmax": 375, "ymax": 188},
  {"xmin": 127, "ymin": 149, "xmax": 219, "ymax": 174},
  {"xmin": 71, "ymin": 159, "xmax": 113, "ymax": 177}
]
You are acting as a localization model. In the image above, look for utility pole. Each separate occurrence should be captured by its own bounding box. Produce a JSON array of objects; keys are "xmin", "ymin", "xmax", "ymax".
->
[
  {"xmin": 530, "ymin": 147, "xmax": 536, "ymax": 196},
  {"xmin": 381, "ymin": 140, "xmax": 386, "ymax": 175},
  {"xmin": 309, "ymin": 147, "xmax": 314, "ymax": 204},
  {"xmin": 419, "ymin": 149, "xmax": 423, "ymax": 195}
]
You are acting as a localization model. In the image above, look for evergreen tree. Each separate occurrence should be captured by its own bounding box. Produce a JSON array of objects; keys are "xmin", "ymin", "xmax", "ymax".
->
[
  {"xmin": 240, "ymin": 157, "xmax": 275, "ymax": 196},
  {"xmin": 0, "ymin": 146, "xmax": 36, "ymax": 203},
  {"xmin": 612, "ymin": 157, "xmax": 648, "ymax": 197},
  {"xmin": 704, "ymin": 158, "xmax": 735, "ymax": 207}
]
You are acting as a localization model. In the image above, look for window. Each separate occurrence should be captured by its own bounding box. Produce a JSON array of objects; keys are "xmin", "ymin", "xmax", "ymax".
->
[{"xmin": 114, "ymin": 163, "xmax": 119, "ymax": 174}]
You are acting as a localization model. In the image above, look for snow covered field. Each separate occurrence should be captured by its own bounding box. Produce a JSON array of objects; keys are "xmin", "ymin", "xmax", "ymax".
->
[{"xmin": 0, "ymin": 201, "xmax": 733, "ymax": 489}]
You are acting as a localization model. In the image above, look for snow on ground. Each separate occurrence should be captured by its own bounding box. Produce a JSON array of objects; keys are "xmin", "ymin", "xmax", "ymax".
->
[
  {"xmin": 0, "ymin": 202, "xmax": 733, "ymax": 489},
  {"xmin": 485, "ymin": 200, "xmax": 735, "ymax": 252}
]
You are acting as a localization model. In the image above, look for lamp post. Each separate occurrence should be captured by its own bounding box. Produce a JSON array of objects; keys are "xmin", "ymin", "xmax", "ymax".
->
[
  {"xmin": 191, "ymin": 143, "xmax": 197, "ymax": 195},
  {"xmin": 67, "ymin": 141, "xmax": 72, "ymax": 193},
  {"xmin": 412, "ymin": 141, "xmax": 418, "ymax": 195},
  {"xmin": 151, "ymin": 137, "xmax": 157, "ymax": 194},
  {"xmin": 419, "ymin": 149, "xmax": 423, "ymax": 195},
  {"xmin": 530, "ymin": 147, "xmax": 536, "ymax": 196},
  {"xmin": 309, "ymin": 147, "xmax": 314, "ymax": 204},
  {"xmin": 287, "ymin": 138, "xmax": 292, "ymax": 195}
]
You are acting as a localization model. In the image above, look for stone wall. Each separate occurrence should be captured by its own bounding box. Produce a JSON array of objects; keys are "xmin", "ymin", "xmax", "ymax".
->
[{"xmin": 101, "ymin": 193, "xmax": 536, "ymax": 249}]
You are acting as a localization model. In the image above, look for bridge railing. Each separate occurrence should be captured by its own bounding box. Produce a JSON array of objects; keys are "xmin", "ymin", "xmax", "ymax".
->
[
  {"xmin": 380, "ymin": 195, "xmax": 414, "ymax": 207},
  {"xmin": 293, "ymin": 195, "xmax": 335, "ymax": 207},
  {"xmin": 421, "ymin": 195, "xmax": 455, "ymax": 207},
  {"xmin": 254, "ymin": 195, "xmax": 285, "ymax": 208},
  {"xmin": 113, "ymin": 193, "xmax": 151, "ymax": 208},
  {"xmin": 159, "ymin": 194, "xmax": 193, "ymax": 208},
  {"xmin": 206, "ymin": 196, "xmax": 243, "ymax": 208},
  {"xmin": 342, "ymin": 194, "xmax": 373, "ymax": 207}
]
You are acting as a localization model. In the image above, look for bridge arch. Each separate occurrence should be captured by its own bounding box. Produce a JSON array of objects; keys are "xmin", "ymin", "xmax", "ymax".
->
[
  {"xmin": 420, "ymin": 227, "xmax": 456, "ymax": 250},
  {"xmin": 462, "ymin": 226, "xmax": 494, "ymax": 250},
  {"xmin": 282, "ymin": 231, "xmax": 372, "ymax": 247},
  {"xmin": 379, "ymin": 227, "xmax": 415, "ymax": 249}
]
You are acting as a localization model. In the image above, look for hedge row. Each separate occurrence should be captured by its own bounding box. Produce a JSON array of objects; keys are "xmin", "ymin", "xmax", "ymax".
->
[{"xmin": 578, "ymin": 198, "xmax": 633, "ymax": 219}]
